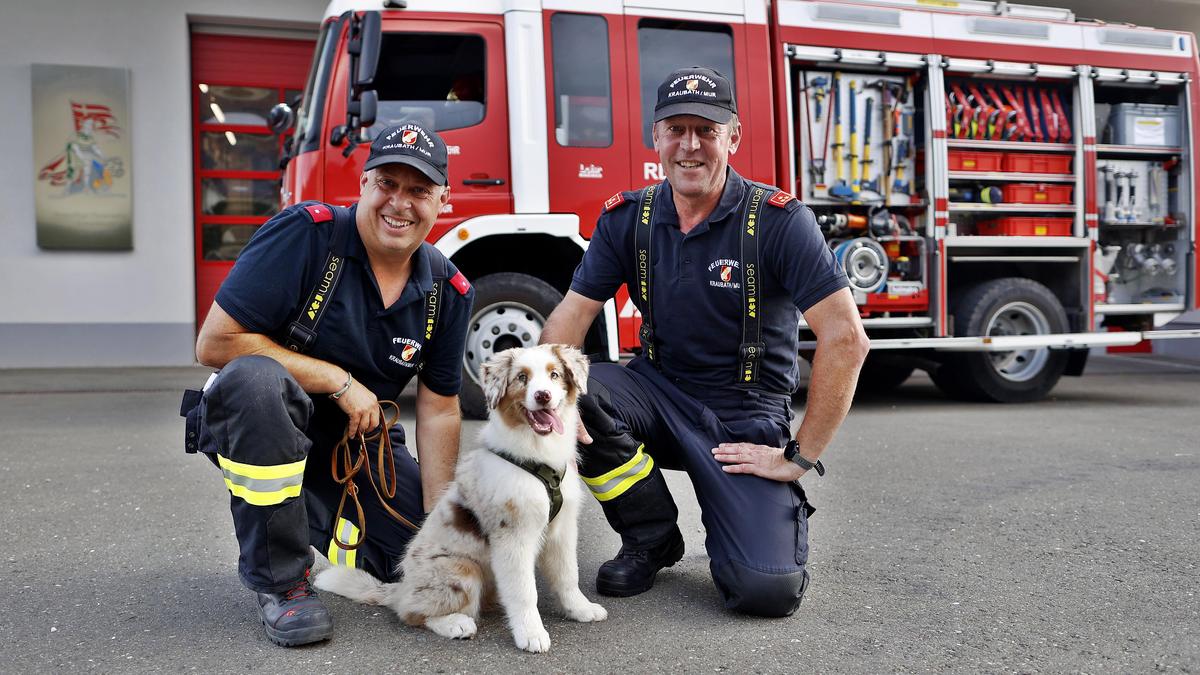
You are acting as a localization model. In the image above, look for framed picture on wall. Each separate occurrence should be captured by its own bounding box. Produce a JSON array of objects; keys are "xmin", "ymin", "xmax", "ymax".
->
[{"xmin": 32, "ymin": 64, "xmax": 133, "ymax": 250}]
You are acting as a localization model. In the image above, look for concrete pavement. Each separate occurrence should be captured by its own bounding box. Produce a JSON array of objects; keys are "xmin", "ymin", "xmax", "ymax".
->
[{"xmin": 1, "ymin": 355, "xmax": 1198, "ymax": 673}]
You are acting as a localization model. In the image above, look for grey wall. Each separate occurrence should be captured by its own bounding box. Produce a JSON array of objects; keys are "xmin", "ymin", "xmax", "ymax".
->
[{"xmin": 0, "ymin": 0, "xmax": 325, "ymax": 367}]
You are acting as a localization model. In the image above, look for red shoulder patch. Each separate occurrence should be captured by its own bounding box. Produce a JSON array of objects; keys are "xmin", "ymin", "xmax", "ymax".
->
[
  {"xmin": 767, "ymin": 191, "xmax": 796, "ymax": 208},
  {"xmin": 603, "ymin": 192, "xmax": 625, "ymax": 212},
  {"xmin": 448, "ymin": 271, "xmax": 471, "ymax": 296},
  {"xmin": 303, "ymin": 203, "xmax": 334, "ymax": 223}
]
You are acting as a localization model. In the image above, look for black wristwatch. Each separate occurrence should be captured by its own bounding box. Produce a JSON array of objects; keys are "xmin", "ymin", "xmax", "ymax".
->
[{"xmin": 783, "ymin": 439, "xmax": 825, "ymax": 476}]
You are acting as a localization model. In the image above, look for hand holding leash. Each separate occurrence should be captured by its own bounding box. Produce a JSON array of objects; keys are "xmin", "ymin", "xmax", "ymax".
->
[
  {"xmin": 330, "ymin": 371, "xmax": 381, "ymax": 438},
  {"xmin": 331, "ymin": 400, "xmax": 418, "ymax": 551}
]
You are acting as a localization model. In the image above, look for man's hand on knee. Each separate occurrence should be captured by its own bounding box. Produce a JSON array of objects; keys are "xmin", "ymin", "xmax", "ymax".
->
[
  {"xmin": 711, "ymin": 442, "xmax": 801, "ymax": 482},
  {"xmin": 576, "ymin": 418, "xmax": 592, "ymax": 445}
]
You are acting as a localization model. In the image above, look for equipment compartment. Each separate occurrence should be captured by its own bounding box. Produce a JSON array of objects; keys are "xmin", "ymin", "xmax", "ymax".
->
[
  {"xmin": 977, "ymin": 217, "xmax": 1073, "ymax": 237},
  {"xmin": 999, "ymin": 183, "xmax": 1073, "ymax": 205},
  {"xmin": 1002, "ymin": 153, "xmax": 1073, "ymax": 174}
]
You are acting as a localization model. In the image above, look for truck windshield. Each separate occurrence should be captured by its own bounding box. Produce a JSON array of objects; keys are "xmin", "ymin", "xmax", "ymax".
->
[{"xmin": 365, "ymin": 32, "xmax": 486, "ymax": 137}]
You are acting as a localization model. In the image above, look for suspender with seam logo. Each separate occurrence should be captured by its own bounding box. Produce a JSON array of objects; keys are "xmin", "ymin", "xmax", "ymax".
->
[
  {"xmin": 417, "ymin": 253, "xmax": 448, "ymax": 373},
  {"xmin": 285, "ymin": 205, "xmax": 353, "ymax": 353},
  {"xmin": 634, "ymin": 184, "xmax": 659, "ymax": 365},
  {"xmin": 633, "ymin": 183, "xmax": 767, "ymax": 385},
  {"xmin": 739, "ymin": 186, "xmax": 767, "ymax": 384}
]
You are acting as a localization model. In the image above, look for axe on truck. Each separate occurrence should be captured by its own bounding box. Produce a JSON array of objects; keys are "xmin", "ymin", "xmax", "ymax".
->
[
  {"xmin": 859, "ymin": 95, "xmax": 878, "ymax": 196},
  {"xmin": 867, "ymin": 79, "xmax": 903, "ymax": 203},
  {"xmin": 848, "ymin": 79, "xmax": 861, "ymax": 197},
  {"xmin": 829, "ymin": 72, "xmax": 853, "ymax": 200}
]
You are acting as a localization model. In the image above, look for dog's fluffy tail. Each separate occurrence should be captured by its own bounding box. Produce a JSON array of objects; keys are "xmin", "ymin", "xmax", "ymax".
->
[{"xmin": 312, "ymin": 566, "xmax": 394, "ymax": 606}]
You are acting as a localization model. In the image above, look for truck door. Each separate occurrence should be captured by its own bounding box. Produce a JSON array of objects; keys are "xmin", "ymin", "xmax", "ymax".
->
[
  {"xmin": 324, "ymin": 17, "xmax": 510, "ymax": 235},
  {"xmin": 622, "ymin": 14, "xmax": 746, "ymax": 187},
  {"xmin": 543, "ymin": 10, "xmax": 631, "ymax": 237}
]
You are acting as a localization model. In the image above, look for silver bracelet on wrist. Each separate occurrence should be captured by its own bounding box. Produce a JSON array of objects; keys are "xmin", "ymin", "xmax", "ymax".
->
[{"xmin": 330, "ymin": 370, "xmax": 353, "ymax": 400}]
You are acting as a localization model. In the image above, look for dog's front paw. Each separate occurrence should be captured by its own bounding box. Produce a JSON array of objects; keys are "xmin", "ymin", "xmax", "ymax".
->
[
  {"xmin": 426, "ymin": 613, "xmax": 477, "ymax": 639},
  {"xmin": 564, "ymin": 600, "xmax": 608, "ymax": 623},
  {"xmin": 513, "ymin": 623, "xmax": 551, "ymax": 653}
]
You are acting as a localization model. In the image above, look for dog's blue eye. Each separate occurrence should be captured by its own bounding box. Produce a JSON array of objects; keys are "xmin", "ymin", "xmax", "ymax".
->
[
  {"xmin": 517, "ymin": 373, "xmax": 527, "ymax": 383},
  {"xmin": 550, "ymin": 371, "xmax": 560, "ymax": 380}
]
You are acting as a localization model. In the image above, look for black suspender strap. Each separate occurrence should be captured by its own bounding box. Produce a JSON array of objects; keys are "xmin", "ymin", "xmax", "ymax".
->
[
  {"xmin": 284, "ymin": 206, "xmax": 352, "ymax": 353},
  {"xmin": 738, "ymin": 186, "xmax": 768, "ymax": 385},
  {"xmin": 634, "ymin": 184, "xmax": 660, "ymax": 366},
  {"xmin": 417, "ymin": 252, "xmax": 447, "ymax": 372}
]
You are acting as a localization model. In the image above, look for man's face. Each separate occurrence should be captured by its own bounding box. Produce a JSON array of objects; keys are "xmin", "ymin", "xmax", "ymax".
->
[
  {"xmin": 356, "ymin": 164, "xmax": 449, "ymax": 259},
  {"xmin": 653, "ymin": 114, "xmax": 741, "ymax": 200}
]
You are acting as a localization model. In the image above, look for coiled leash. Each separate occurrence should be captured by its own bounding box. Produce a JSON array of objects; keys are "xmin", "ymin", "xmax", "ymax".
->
[{"xmin": 330, "ymin": 400, "xmax": 419, "ymax": 550}]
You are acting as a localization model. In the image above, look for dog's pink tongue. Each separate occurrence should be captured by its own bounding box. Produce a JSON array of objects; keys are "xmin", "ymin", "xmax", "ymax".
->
[{"xmin": 529, "ymin": 409, "xmax": 564, "ymax": 434}]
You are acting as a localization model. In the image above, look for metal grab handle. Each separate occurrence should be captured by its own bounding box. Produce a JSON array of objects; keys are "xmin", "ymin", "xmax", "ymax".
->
[{"xmin": 462, "ymin": 178, "xmax": 505, "ymax": 186}]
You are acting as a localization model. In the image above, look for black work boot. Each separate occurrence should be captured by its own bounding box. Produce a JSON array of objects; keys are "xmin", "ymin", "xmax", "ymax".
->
[
  {"xmin": 596, "ymin": 528, "xmax": 685, "ymax": 597},
  {"xmin": 256, "ymin": 569, "xmax": 333, "ymax": 647}
]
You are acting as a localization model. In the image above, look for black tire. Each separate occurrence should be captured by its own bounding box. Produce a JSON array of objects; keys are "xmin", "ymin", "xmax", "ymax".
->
[
  {"xmin": 459, "ymin": 273, "xmax": 563, "ymax": 420},
  {"xmin": 928, "ymin": 358, "xmax": 973, "ymax": 399},
  {"xmin": 940, "ymin": 278, "xmax": 1069, "ymax": 403},
  {"xmin": 855, "ymin": 353, "xmax": 915, "ymax": 395}
]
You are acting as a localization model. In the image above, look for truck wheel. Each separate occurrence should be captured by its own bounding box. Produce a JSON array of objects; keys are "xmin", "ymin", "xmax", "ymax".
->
[
  {"xmin": 942, "ymin": 278, "xmax": 1070, "ymax": 403},
  {"xmin": 460, "ymin": 273, "xmax": 562, "ymax": 420},
  {"xmin": 855, "ymin": 354, "xmax": 915, "ymax": 395}
]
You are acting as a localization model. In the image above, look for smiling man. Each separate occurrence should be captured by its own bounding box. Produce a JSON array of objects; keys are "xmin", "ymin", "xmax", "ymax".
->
[
  {"xmin": 541, "ymin": 67, "xmax": 869, "ymax": 617},
  {"xmin": 188, "ymin": 122, "xmax": 474, "ymax": 646}
]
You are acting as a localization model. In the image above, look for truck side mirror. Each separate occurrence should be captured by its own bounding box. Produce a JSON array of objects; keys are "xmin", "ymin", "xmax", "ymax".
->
[
  {"xmin": 357, "ymin": 90, "xmax": 377, "ymax": 130},
  {"xmin": 333, "ymin": 10, "xmax": 382, "ymax": 154},
  {"xmin": 268, "ymin": 102, "xmax": 295, "ymax": 135},
  {"xmin": 355, "ymin": 12, "xmax": 380, "ymax": 88}
]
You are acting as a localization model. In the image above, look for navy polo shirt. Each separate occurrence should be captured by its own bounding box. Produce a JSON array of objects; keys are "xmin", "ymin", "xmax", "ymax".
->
[
  {"xmin": 571, "ymin": 169, "xmax": 847, "ymax": 395},
  {"xmin": 216, "ymin": 203, "xmax": 474, "ymax": 403}
]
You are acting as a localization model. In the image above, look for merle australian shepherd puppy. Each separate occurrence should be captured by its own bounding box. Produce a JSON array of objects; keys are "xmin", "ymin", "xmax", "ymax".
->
[{"xmin": 315, "ymin": 344, "xmax": 607, "ymax": 653}]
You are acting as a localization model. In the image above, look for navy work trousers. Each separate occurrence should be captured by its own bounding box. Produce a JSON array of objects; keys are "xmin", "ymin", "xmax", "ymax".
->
[
  {"xmin": 579, "ymin": 356, "xmax": 813, "ymax": 617},
  {"xmin": 184, "ymin": 355, "xmax": 423, "ymax": 593}
]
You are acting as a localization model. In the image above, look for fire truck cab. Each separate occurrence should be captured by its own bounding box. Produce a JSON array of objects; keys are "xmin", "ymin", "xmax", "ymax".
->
[{"xmin": 269, "ymin": 0, "xmax": 1200, "ymax": 416}]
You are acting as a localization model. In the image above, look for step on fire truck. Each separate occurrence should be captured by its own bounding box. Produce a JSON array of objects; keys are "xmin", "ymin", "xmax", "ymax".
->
[{"xmin": 268, "ymin": 0, "xmax": 1200, "ymax": 417}]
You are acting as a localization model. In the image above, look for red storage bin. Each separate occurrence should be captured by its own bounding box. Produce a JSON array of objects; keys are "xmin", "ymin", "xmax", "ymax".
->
[
  {"xmin": 999, "ymin": 183, "xmax": 1073, "ymax": 204},
  {"xmin": 863, "ymin": 289, "xmax": 929, "ymax": 312},
  {"xmin": 977, "ymin": 217, "xmax": 1073, "ymax": 236},
  {"xmin": 949, "ymin": 150, "xmax": 1003, "ymax": 172},
  {"xmin": 1001, "ymin": 153, "xmax": 1072, "ymax": 174}
]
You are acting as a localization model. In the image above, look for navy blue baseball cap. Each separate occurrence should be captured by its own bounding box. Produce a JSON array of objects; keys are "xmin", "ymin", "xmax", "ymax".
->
[
  {"xmin": 363, "ymin": 122, "xmax": 449, "ymax": 185},
  {"xmin": 654, "ymin": 66, "xmax": 737, "ymax": 124}
]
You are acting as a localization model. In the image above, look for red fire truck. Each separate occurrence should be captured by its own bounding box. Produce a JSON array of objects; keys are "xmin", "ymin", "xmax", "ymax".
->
[{"xmin": 267, "ymin": 0, "xmax": 1200, "ymax": 417}]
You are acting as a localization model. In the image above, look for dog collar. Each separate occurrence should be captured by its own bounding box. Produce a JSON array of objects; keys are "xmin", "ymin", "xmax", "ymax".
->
[{"xmin": 489, "ymin": 448, "xmax": 564, "ymax": 523}]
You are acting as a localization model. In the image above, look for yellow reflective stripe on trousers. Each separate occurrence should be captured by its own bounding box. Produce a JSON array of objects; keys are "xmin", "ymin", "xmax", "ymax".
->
[
  {"xmin": 217, "ymin": 455, "xmax": 305, "ymax": 506},
  {"xmin": 327, "ymin": 518, "xmax": 360, "ymax": 568},
  {"xmin": 581, "ymin": 444, "xmax": 655, "ymax": 502}
]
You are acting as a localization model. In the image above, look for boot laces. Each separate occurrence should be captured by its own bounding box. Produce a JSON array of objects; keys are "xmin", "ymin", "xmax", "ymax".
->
[
  {"xmin": 615, "ymin": 548, "xmax": 651, "ymax": 562},
  {"xmin": 283, "ymin": 571, "xmax": 317, "ymax": 601}
]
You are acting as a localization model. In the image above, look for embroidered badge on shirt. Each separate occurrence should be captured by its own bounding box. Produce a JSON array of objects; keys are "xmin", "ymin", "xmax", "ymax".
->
[
  {"xmin": 449, "ymin": 271, "xmax": 471, "ymax": 295},
  {"xmin": 304, "ymin": 204, "xmax": 334, "ymax": 223},
  {"xmin": 767, "ymin": 191, "xmax": 795, "ymax": 208}
]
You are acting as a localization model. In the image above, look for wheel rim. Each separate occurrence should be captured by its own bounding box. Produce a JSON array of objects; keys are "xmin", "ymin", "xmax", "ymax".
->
[
  {"xmin": 464, "ymin": 301, "xmax": 546, "ymax": 385},
  {"xmin": 984, "ymin": 301, "xmax": 1051, "ymax": 383}
]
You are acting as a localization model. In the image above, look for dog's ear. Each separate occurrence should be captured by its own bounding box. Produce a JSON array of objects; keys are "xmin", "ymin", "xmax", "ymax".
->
[
  {"xmin": 481, "ymin": 349, "xmax": 517, "ymax": 409},
  {"xmin": 551, "ymin": 344, "xmax": 590, "ymax": 396}
]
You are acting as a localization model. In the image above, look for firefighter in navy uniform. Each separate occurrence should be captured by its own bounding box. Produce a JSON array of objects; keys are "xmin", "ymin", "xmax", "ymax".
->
[
  {"xmin": 541, "ymin": 67, "xmax": 869, "ymax": 617},
  {"xmin": 185, "ymin": 122, "xmax": 474, "ymax": 646}
]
